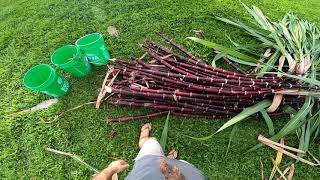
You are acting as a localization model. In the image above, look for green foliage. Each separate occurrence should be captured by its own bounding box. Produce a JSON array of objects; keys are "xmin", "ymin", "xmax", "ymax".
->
[
  {"xmin": 217, "ymin": 2, "xmax": 320, "ymax": 76},
  {"xmin": 215, "ymin": 2, "xmax": 320, "ymax": 158}
]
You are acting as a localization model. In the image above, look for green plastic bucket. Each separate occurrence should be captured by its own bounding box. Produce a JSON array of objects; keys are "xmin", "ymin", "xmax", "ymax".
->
[
  {"xmin": 51, "ymin": 45, "xmax": 92, "ymax": 77},
  {"xmin": 23, "ymin": 64, "xmax": 70, "ymax": 97},
  {"xmin": 75, "ymin": 33, "xmax": 110, "ymax": 66}
]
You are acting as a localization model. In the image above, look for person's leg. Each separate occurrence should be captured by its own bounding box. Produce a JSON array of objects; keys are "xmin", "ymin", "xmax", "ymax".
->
[
  {"xmin": 138, "ymin": 123, "xmax": 156, "ymax": 148},
  {"xmin": 167, "ymin": 150, "xmax": 178, "ymax": 159},
  {"xmin": 135, "ymin": 123, "xmax": 164, "ymax": 161}
]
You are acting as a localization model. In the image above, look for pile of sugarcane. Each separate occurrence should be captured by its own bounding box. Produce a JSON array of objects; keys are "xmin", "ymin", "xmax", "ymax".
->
[{"xmin": 97, "ymin": 33, "xmax": 317, "ymax": 122}]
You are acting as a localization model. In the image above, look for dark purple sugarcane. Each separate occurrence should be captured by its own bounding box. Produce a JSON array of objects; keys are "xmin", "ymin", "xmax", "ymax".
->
[
  {"xmin": 121, "ymin": 65, "xmax": 277, "ymax": 91},
  {"xmin": 120, "ymin": 64, "xmax": 314, "ymax": 91},
  {"xmin": 223, "ymin": 57, "xmax": 247, "ymax": 75},
  {"xmin": 146, "ymin": 47, "xmax": 281, "ymax": 83},
  {"xmin": 155, "ymin": 33, "xmax": 278, "ymax": 79},
  {"xmin": 120, "ymin": 66, "xmax": 268, "ymax": 96},
  {"xmin": 108, "ymin": 111, "xmax": 169, "ymax": 123},
  {"xmin": 171, "ymin": 112, "xmax": 230, "ymax": 119},
  {"xmin": 114, "ymin": 97, "xmax": 237, "ymax": 115},
  {"xmin": 111, "ymin": 85, "xmax": 302, "ymax": 106},
  {"xmin": 108, "ymin": 98, "xmax": 214, "ymax": 114},
  {"xmin": 148, "ymin": 41, "xmax": 282, "ymax": 82},
  {"xmin": 130, "ymin": 84, "xmax": 269, "ymax": 99},
  {"xmin": 126, "ymin": 68, "xmax": 278, "ymax": 95}
]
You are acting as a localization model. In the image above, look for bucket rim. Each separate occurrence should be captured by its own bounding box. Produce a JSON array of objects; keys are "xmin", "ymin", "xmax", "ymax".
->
[
  {"xmin": 75, "ymin": 33, "xmax": 103, "ymax": 47},
  {"xmin": 51, "ymin": 45, "xmax": 80, "ymax": 68},
  {"xmin": 23, "ymin": 64, "xmax": 56, "ymax": 91}
]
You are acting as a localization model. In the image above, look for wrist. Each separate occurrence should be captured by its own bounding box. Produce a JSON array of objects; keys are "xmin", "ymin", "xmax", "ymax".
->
[{"xmin": 101, "ymin": 167, "xmax": 116, "ymax": 178}]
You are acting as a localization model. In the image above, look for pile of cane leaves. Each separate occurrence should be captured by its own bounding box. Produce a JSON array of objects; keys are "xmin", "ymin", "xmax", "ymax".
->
[{"xmin": 189, "ymin": 2, "xmax": 320, "ymax": 157}]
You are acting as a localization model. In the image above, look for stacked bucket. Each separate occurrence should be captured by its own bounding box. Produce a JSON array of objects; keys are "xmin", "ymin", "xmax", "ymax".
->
[{"xmin": 23, "ymin": 33, "xmax": 110, "ymax": 97}]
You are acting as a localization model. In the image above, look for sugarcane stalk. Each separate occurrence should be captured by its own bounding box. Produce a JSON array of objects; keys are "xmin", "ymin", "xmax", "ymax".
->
[{"xmin": 107, "ymin": 111, "xmax": 169, "ymax": 123}]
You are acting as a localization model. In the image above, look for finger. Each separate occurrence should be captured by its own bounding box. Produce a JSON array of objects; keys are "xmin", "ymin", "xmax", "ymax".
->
[
  {"xmin": 118, "ymin": 164, "xmax": 129, "ymax": 171},
  {"xmin": 119, "ymin": 160, "xmax": 127, "ymax": 165}
]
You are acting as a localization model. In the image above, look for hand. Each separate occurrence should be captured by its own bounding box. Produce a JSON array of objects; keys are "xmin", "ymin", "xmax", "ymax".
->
[
  {"xmin": 93, "ymin": 160, "xmax": 129, "ymax": 180},
  {"xmin": 107, "ymin": 160, "xmax": 129, "ymax": 174}
]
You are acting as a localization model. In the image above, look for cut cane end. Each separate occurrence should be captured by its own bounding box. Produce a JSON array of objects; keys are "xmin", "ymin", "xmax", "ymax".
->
[
  {"xmin": 105, "ymin": 86, "xmax": 113, "ymax": 93},
  {"xmin": 106, "ymin": 118, "xmax": 112, "ymax": 124}
]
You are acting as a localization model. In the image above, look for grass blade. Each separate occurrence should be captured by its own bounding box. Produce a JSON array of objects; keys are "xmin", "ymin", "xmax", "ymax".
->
[
  {"xmin": 296, "ymin": 122, "xmax": 310, "ymax": 159},
  {"xmin": 46, "ymin": 148, "xmax": 100, "ymax": 174},
  {"xmin": 227, "ymin": 55, "xmax": 262, "ymax": 67},
  {"xmin": 212, "ymin": 52, "xmax": 225, "ymax": 67},
  {"xmin": 216, "ymin": 100, "xmax": 271, "ymax": 133},
  {"xmin": 260, "ymin": 109, "xmax": 275, "ymax": 136},
  {"xmin": 184, "ymin": 134, "xmax": 214, "ymax": 141},
  {"xmin": 275, "ymin": 97, "xmax": 313, "ymax": 139},
  {"xmin": 225, "ymin": 125, "xmax": 238, "ymax": 156},
  {"xmin": 188, "ymin": 37, "xmax": 258, "ymax": 62},
  {"xmin": 257, "ymin": 50, "xmax": 281, "ymax": 77},
  {"xmin": 282, "ymin": 105, "xmax": 298, "ymax": 115},
  {"xmin": 160, "ymin": 112, "xmax": 170, "ymax": 151},
  {"xmin": 215, "ymin": 16, "xmax": 273, "ymax": 45}
]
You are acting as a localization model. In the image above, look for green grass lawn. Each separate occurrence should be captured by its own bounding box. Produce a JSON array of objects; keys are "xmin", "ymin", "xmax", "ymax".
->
[{"xmin": 1, "ymin": 0, "xmax": 320, "ymax": 179}]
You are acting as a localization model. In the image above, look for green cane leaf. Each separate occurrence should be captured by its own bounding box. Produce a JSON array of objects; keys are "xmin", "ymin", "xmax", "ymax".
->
[
  {"xmin": 225, "ymin": 125, "xmax": 238, "ymax": 156},
  {"xmin": 184, "ymin": 133, "xmax": 214, "ymax": 141},
  {"xmin": 282, "ymin": 105, "xmax": 298, "ymax": 116},
  {"xmin": 160, "ymin": 112, "xmax": 170, "ymax": 151},
  {"xmin": 216, "ymin": 100, "xmax": 272, "ymax": 133},
  {"xmin": 188, "ymin": 37, "xmax": 259, "ymax": 62},
  {"xmin": 260, "ymin": 109, "xmax": 275, "ymax": 136},
  {"xmin": 257, "ymin": 50, "xmax": 281, "ymax": 77},
  {"xmin": 227, "ymin": 55, "xmax": 262, "ymax": 67},
  {"xmin": 272, "ymin": 96, "xmax": 313, "ymax": 141}
]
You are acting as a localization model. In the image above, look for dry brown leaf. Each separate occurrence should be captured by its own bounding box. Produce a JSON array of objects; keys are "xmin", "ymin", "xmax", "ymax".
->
[
  {"xmin": 107, "ymin": 26, "xmax": 119, "ymax": 37},
  {"xmin": 278, "ymin": 55, "xmax": 286, "ymax": 74},
  {"xmin": 9, "ymin": 98, "xmax": 58, "ymax": 115},
  {"xmin": 267, "ymin": 94, "xmax": 283, "ymax": 113},
  {"xmin": 282, "ymin": 166, "xmax": 291, "ymax": 176},
  {"xmin": 251, "ymin": 48, "xmax": 272, "ymax": 73},
  {"xmin": 139, "ymin": 52, "xmax": 148, "ymax": 60},
  {"xmin": 287, "ymin": 164, "xmax": 295, "ymax": 180},
  {"xmin": 263, "ymin": 141, "xmax": 318, "ymax": 166},
  {"xmin": 271, "ymin": 158, "xmax": 287, "ymax": 180},
  {"xmin": 267, "ymin": 55, "xmax": 286, "ymax": 112},
  {"xmin": 260, "ymin": 158, "xmax": 264, "ymax": 180},
  {"xmin": 258, "ymin": 135, "xmax": 305, "ymax": 154},
  {"xmin": 96, "ymin": 67, "xmax": 114, "ymax": 108},
  {"xmin": 149, "ymin": 59, "xmax": 157, "ymax": 64}
]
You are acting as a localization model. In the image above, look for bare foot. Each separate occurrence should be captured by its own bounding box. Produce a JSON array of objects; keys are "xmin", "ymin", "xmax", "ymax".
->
[
  {"xmin": 167, "ymin": 150, "xmax": 178, "ymax": 159},
  {"xmin": 138, "ymin": 123, "xmax": 152, "ymax": 148}
]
